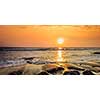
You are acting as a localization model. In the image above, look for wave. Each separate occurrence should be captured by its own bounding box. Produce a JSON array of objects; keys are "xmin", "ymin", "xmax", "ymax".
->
[
  {"xmin": 0, "ymin": 57, "xmax": 67, "ymax": 68},
  {"xmin": 0, "ymin": 59, "xmax": 27, "ymax": 68},
  {"xmin": 0, "ymin": 47, "xmax": 100, "ymax": 51}
]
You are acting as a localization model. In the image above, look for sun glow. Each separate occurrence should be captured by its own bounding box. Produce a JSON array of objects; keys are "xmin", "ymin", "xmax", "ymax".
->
[
  {"xmin": 57, "ymin": 38, "xmax": 64, "ymax": 44},
  {"xmin": 57, "ymin": 50, "xmax": 63, "ymax": 62}
]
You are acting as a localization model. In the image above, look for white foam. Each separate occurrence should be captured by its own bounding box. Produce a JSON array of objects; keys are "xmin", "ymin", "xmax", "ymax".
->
[{"xmin": 0, "ymin": 59, "xmax": 27, "ymax": 68}]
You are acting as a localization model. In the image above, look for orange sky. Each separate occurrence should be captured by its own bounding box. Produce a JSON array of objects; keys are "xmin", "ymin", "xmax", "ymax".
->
[{"xmin": 0, "ymin": 25, "xmax": 100, "ymax": 47}]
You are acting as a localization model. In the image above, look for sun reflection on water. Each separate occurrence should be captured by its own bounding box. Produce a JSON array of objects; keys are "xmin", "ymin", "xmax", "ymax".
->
[{"xmin": 57, "ymin": 49, "xmax": 64, "ymax": 62}]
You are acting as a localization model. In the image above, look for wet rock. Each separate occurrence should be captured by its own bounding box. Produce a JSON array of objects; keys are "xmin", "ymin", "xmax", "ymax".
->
[
  {"xmin": 22, "ymin": 57, "xmax": 34, "ymax": 60},
  {"xmin": 46, "ymin": 68, "xmax": 57, "ymax": 74},
  {"xmin": 68, "ymin": 66, "xmax": 84, "ymax": 71},
  {"xmin": 42, "ymin": 64, "xmax": 58, "ymax": 70},
  {"xmin": 23, "ymin": 64, "xmax": 43, "ymax": 75},
  {"xmin": 8, "ymin": 70, "xmax": 23, "ymax": 75},
  {"xmin": 63, "ymin": 71, "xmax": 80, "ymax": 75},
  {"xmin": 83, "ymin": 70, "xmax": 95, "ymax": 75},
  {"xmin": 93, "ymin": 52, "xmax": 100, "ymax": 54},
  {"xmin": 45, "ymin": 66, "xmax": 64, "ymax": 75},
  {"xmin": 38, "ymin": 71, "xmax": 49, "ymax": 75},
  {"xmin": 56, "ymin": 67, "xmax": 64, "ymax": 71},
  {"xmin": 27, "ymin": 61, "xmax": 33, "ymax": 64},
  {"xmin": 56, "ymin": 67, "xmax": 65, "ymax": 74},
  {"xmin": 85, "ymin": 62, "xmax": 100, "ymax": 67}
]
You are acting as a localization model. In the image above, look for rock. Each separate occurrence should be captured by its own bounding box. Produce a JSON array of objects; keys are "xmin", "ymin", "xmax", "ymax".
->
[
  {"xmin": 27, "ymin": 61, "xmax": 33, "ymax": 64},
  {"xmin": 45, "ymin": 67, "xmax": 64, "ymax": 75},
  {"xmin": 85, "ymin": 62, "xmax": 100, "ymax": 67},
  {"xmin": 93, "ymin": 52, "xmax": 100, "ymax": 54},
  {"xmin": 56, "ymin": 67, "xmax": 64, "ymax": 71},
  {"xmin": 56, "ymin": 67, "xmax": 65, "ymax": 74},
  {"xmin": 42, "ymin": 64, "xmax": 58, "ymax": 70},
  {"xmin": 93, "ymin": 67, "xmax": 100, "ymax": 72},
  {"xmin": 23, "ymin": 64, "xmax": 43, "ymax": 75},
  {"xmin": 8, "ymin": 70, "xmax": 23, "ymax": 75},
  {"xmin": 22, "ymin": 57, "xmax": 35, "ymax": 60},
  {"xmin": 38, "ymin": 71, "xmax": 49, "ymax": 75},
  {"xmin": 68, "ymin": 66, "xmax": 84, "ymax": 71},
  {"xmin": 67, "ymin": 63, "xmax": 85, "ymax": 71},
  {"xmin": 83, "ymin": 70, "xmax": 95, "ymax": 75},
  {"xmin": 46, "ymin": 68, "xmax": 57, "ymax": 74},
  {"xmin": 63, "ymin": 71, "xmax": 80, "ymax": 75}
]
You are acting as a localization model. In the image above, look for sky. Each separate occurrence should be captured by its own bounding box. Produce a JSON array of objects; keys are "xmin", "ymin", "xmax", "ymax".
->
[{"xmin": 0, "ymin": 25, "xmax": 100, "ymax": 47}]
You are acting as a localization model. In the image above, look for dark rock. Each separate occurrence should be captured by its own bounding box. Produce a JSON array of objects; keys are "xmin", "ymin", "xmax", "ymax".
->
[
  {"xmin": 46, "ymin": 67, "xmax": 64, "ymax": 75},
  {"xmin": 63, "ymin": 71, "xmax": 80, "ymax": 75},
  {"xmin": 68, "ymin": 66, "xmax": 84, "ymax": 71},
  {"xmin": 93, "ymin": 52, "xmax": 100, "ymax": 54},
  {"xmin": 56, "ymin": 67, "xmax": 65, "ymax": 74},
  {"xmin": 83, "ymin": 70, "xmax": 94, "ymax": 75},
  {"xmin": 22, "ymin": 57, "xmax": 34, "ymax": 60},
  {"xmin": 38, "ymin": 71, "xmax": 49, "ymax": 75},
  {"xmin": 8, "ymin": 70, "xmax": 23, "ymax": 75},
  {"xmin": 56, "ymin": 67, "xmax": 64, "ymax": 71},
  {"xmin": 27, "ymin": 60, "xmax": 33, "ymax": 64},
  {"xmin": 46, "ymin": 68, "xmax": 57, "ymax": 74}
]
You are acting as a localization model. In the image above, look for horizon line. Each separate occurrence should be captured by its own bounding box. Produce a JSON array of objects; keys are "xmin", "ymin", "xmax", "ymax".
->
[{"xmin": 0, "ymin": 46, "xmax": 100, "ymax": 48}]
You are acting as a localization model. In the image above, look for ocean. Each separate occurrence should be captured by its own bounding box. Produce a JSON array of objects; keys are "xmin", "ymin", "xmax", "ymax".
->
[{"xmin": 0, "ymin": 47, "xmax": 100, "ymax": 68}]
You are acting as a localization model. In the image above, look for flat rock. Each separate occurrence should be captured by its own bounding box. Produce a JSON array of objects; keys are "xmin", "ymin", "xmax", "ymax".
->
[
  {"xmin": 8, "ymin": 70, "xmax": 23, "ymax": 75},
  {"xmin": 83, "ymin": 70, "xmax": 95, "ymax": 75},
  {"xmin": 45, "ymin": 66, "xmax": 65, "ymax": 75},
  {"xmin": 38, "ymin": 71, "xmax": 49, "ymax": 75},
  {"xmin": 63, "ymin": 71, "xmax": 80, "ymax": 75},
  {"xmin": 56, "ymin": 67, "xmax": 64, "ymax": 71},
  {"xmin": 68, "ymin": 66, "xmax": 84, "ymax": 71},
  {"xmin": 22, "ymin": 57, "xmax": 35, "ymax": 60},
  {"xmin": 85, "ymin": 62, "xmax": 100, "ymax": 67},
  {"xmin": 56, "ymin": 67, "xmax": 65, "ymax": 74},
  {"xmin": 42, "ymin": 64, "xmax": 59, "ymax": 70},
  {"xmin": 46, "ymin": 68, "xmax": 57, "ymax": 74},
  {"xmin": 27, "ymin": 61, "xmax": 33, "ymax": 64},
  {"xmin": 93, "ymin": 52, "xmax": 100, "ymax": 54},
  {"xmin": 23, "ymin": 64, "xmax": 43, "ymax": 75}
]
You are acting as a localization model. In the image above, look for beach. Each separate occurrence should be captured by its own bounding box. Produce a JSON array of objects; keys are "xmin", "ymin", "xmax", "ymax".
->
[{"xmin": 0, "ymin": 47, "xmax": 100, "ymax": 75}]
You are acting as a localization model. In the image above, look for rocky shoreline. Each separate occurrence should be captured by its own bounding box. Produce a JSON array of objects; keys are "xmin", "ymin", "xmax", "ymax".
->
[
  {"xmin": 0, "ymin": 56, "xmax": 100, "ymax": 75},
  {"xmin": 0, "ymin": 61, "xmax": 100, "ymax": 75}
]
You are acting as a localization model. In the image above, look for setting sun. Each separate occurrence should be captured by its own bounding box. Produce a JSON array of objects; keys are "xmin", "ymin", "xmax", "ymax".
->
[{"xmin": 57, "ymin": 38, "xmax": 64, "ymax": 44}]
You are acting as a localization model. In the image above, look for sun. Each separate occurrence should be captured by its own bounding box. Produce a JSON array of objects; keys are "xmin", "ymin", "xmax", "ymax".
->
[{"xmin": 57, "ymin": 38, "xmax": 64, "ymax": 44}]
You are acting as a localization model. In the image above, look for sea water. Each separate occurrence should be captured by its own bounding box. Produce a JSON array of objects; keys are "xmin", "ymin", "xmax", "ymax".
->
[{"xmin": 0, "ymin": 47, "xmax": 100, "ymax": 68}]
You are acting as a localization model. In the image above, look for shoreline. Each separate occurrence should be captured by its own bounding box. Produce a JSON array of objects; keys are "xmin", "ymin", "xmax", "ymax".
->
[{"xmin": 0, "ymin": 61, "xmax": 100, "ymax": 75}]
